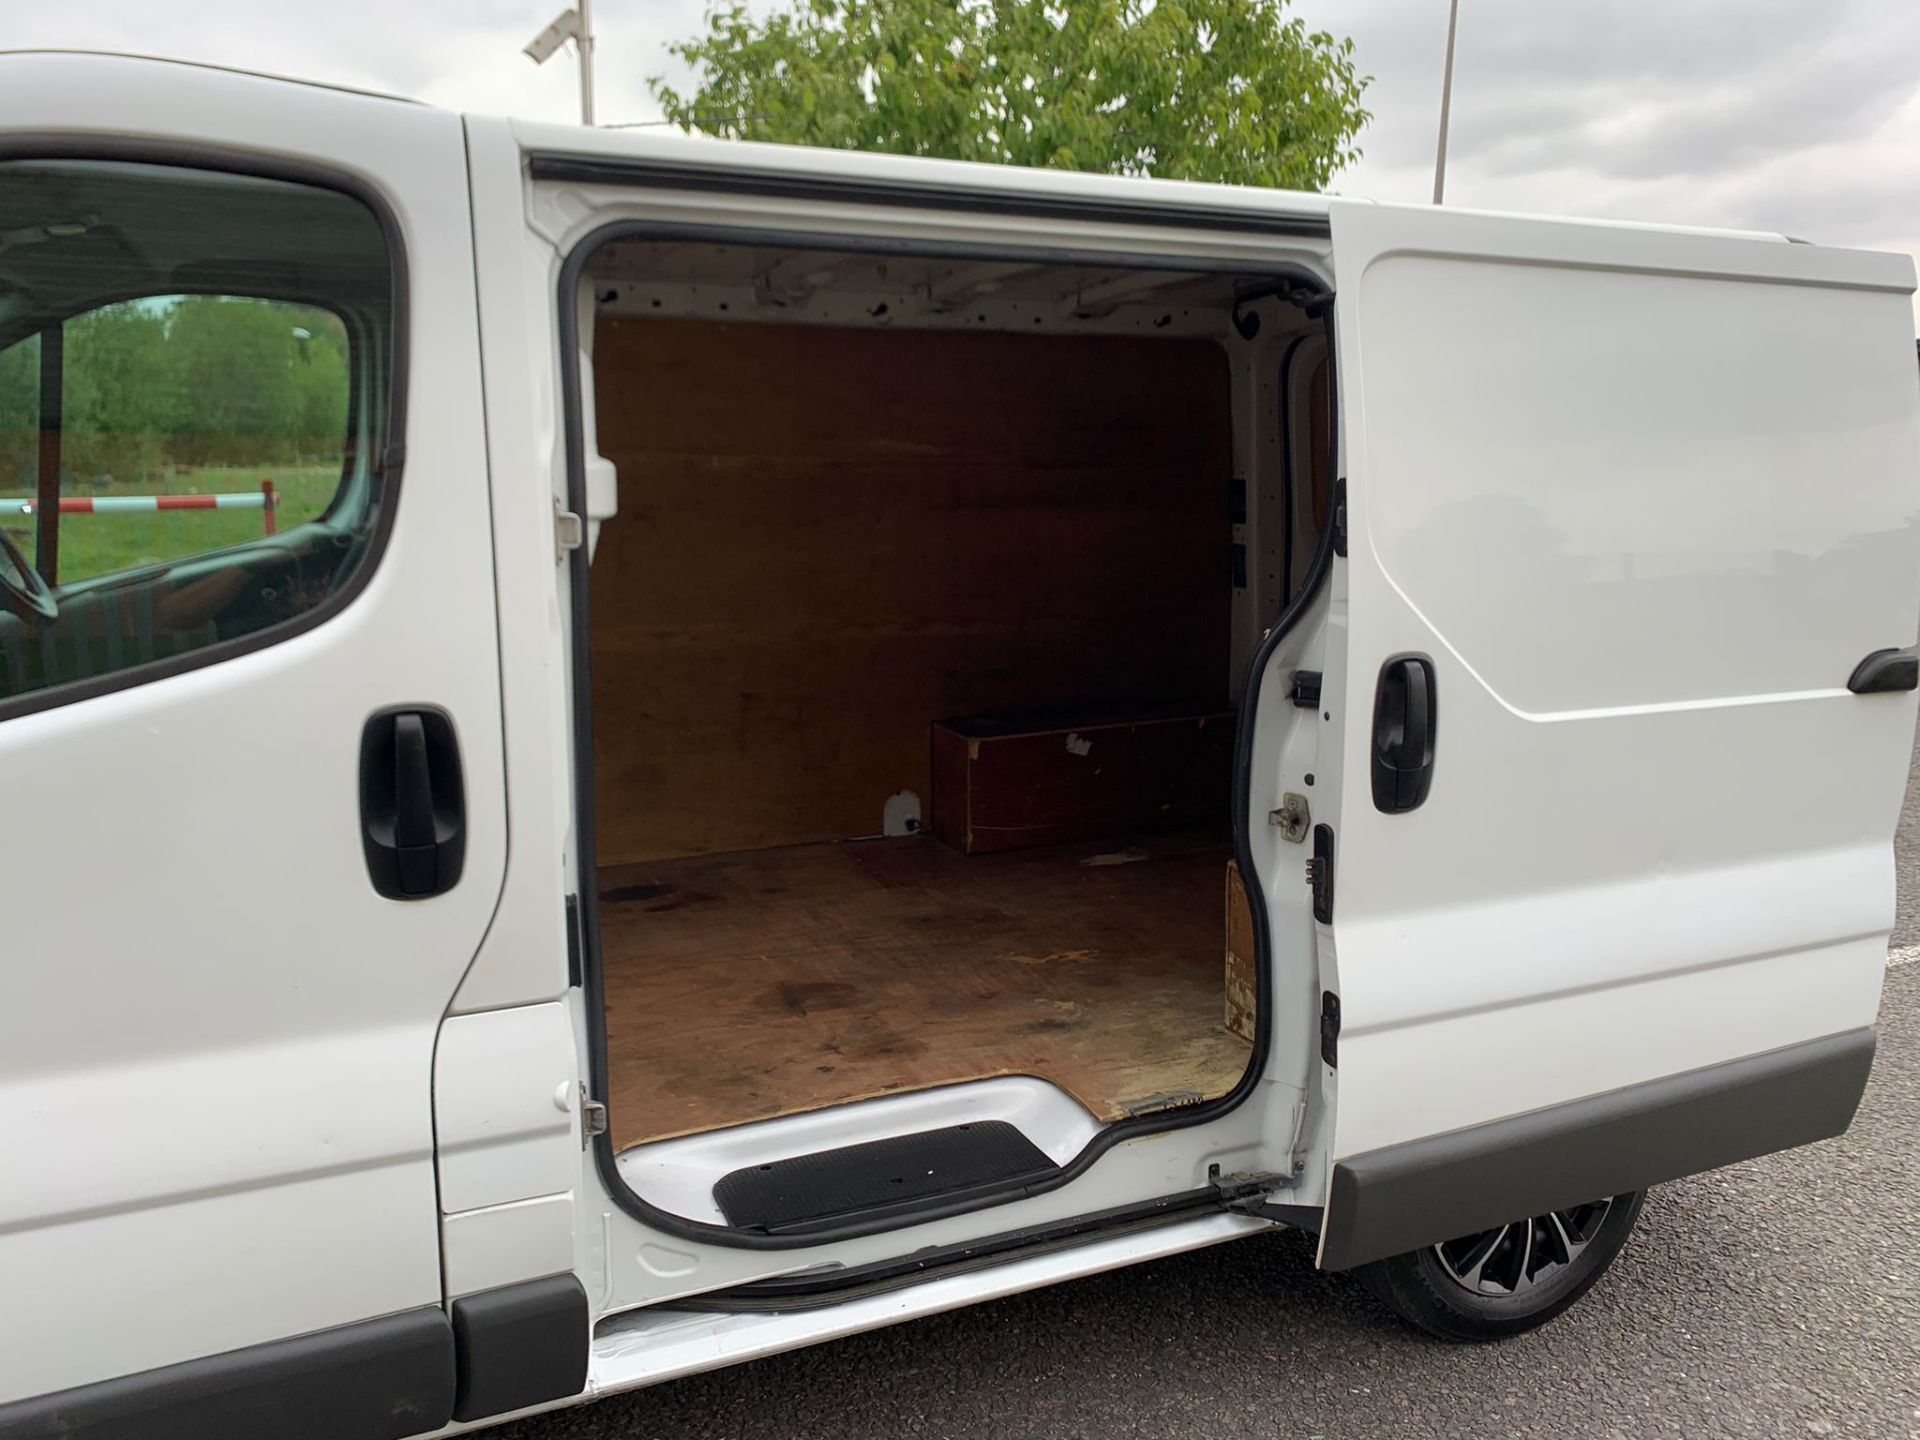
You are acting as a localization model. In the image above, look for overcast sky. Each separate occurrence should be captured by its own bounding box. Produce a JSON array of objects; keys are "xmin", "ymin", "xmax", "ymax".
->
[{"xmin": 10, "ymin": 0, "xmax": 1920, "ymax": 317}]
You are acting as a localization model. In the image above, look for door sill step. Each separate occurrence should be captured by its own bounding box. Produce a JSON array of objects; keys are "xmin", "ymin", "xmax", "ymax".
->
[
  {"xmin": 714, "ymin": 1121, "xmax": 1058, "ymax": 1233},
  {"xmin": 616, "ymin": 1076, "xmax": 1100, "ymax": 1226}
]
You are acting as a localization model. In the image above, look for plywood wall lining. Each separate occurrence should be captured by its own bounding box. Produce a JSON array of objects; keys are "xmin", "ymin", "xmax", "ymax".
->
[{"xmin": 589, "ymin": 316, "xmax": 1234, "ymax": 864}]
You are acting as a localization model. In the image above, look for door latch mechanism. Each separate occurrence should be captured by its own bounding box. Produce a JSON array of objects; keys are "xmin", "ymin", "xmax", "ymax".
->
[
  {"xmin": 1269, "ymin": 792, "xmax": 1311, "ymax": 843},
  {"xmin": 579, "ymin": 1085, "xmax": 608, "ymax": 1146}
]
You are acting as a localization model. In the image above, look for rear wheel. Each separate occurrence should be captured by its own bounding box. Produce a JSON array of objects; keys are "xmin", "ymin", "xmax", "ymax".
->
[{"xmin": 1358, "ymin": 1190, "xmax": 1646, "ymax": 1340}]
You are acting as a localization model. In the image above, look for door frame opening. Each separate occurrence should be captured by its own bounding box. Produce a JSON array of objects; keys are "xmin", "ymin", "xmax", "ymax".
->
[{"xmin": 555, "ymin": 207, "xmax": 1338, "ymax": 1249}]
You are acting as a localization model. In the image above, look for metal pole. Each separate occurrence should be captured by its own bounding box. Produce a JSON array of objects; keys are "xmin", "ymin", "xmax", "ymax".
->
[
  {"xmin": 1432, "ymin": 0, "xmax": 1461, "ymax": 204},
  {"xmin": 577, "ymin": 0, "xmax": 596, "ymax": 126}
]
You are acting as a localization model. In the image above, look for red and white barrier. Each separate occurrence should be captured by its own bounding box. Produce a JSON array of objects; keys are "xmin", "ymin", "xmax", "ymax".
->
[{"xmin": 1, "ymin": 480, "xmax": 280, "ymax": 534}]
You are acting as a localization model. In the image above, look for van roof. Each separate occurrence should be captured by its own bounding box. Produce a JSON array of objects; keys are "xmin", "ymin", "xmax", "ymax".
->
[{"xmin": 0, "ymin": 48, "xmax": 422, "ymax": 106}]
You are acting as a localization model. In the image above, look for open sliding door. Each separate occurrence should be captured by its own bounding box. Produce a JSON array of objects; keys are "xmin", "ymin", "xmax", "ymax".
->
[{"xmin": 1316, "ymin": 199, "xmax": 1920, "ymax": 1268}]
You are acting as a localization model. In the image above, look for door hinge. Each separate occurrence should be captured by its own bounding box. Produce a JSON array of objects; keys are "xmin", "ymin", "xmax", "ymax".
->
[
  {"xmin": 1215, "ymin": 1168, "xmax": 1319, "ymax": 1229},
  {"xmin": 1215, "ymin": 1169, "xmax": 1289, "ymax": 1209},
  {"xmin": 554, "ymin": 498, "xmax": 585, "ymax": 560},
  {"xmin": 579, "ymin": 1085, "xmax": 608, "ymax": 1145},
  {"xmin": 1320, "ymin": 990, "xmax": 1342, "ymax": 1068}
]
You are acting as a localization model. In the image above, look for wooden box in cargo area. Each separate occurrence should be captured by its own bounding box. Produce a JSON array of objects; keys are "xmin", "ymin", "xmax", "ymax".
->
[{"xmin": 930, "ymin": 704, "xmax": 1235, "ymax": 856}]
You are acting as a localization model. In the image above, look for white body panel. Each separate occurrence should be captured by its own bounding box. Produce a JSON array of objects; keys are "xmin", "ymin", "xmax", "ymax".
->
[
  {"xmin": 0, "ymin": 54, "xmax": 505, "ymax": 1400},
  {"xmin": 453, "ymin": 114, "xmax": 581, "ymax": 1022},
  {"xmin": 1323, "ymin": 199, "xmax": 1920, "ymax": 1169},
  {"xmin": 435, "ymin": 1005, "xmax": 580, "ymax": 1200}
]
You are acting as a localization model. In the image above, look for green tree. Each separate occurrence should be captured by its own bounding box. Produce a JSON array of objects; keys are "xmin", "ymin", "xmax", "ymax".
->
[
  {"xmin": 653, "ymin": 0, "xmax": 1369, "ymax": 191},
  {"xmin": 0, "ymin": 295, "xmax": 352, "ymax": 497},
  {"xmin": 64, "ymin": 302, "xmax": 175, "ymax": 483},
  {"xmin": 288, "ymin": 309, "xmax": 352, "ymax": 460}
]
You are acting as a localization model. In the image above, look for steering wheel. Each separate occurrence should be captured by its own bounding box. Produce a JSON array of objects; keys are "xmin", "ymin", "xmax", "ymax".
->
[{"xmin": 0, "ymin": 524, "xmax": 59, "ymax": 623}]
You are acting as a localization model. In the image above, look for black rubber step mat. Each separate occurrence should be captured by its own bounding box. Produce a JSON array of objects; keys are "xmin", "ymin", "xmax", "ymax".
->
[{"xmin": 713, "ymin": 1121, "xmax": 1059, "ymax": 1232}]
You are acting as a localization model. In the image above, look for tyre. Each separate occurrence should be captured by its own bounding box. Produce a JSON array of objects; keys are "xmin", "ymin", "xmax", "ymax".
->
[{"xmin": 1357, "ymin": 1190, "xmax": 1646, "ymax": 1341}]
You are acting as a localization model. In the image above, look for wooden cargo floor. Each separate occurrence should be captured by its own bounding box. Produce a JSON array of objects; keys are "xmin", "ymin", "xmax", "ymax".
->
[{"xmin": 598, "ymin": 830, "xmax": 1249, "ymax": 1149}]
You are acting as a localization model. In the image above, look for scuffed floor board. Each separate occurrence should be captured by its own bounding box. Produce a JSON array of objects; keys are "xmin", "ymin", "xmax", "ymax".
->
[{"xmin": 598, "ymin": 829, "xmax": 1249, "ymax": 1148}]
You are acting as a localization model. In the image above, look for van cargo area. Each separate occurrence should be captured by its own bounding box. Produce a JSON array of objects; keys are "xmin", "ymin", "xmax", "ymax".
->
[{"xmin": 579, "ymin": 240, "xmax": 1328, "ymax": 1155}]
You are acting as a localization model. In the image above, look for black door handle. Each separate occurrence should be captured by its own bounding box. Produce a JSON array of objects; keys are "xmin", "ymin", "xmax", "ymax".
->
[
  {"xmin": 360, "ymin": 706, "xmax": 466, "ymax": 899},
  {"xmin": 1848, "ymin": 648, "xmax": 1918, "ymax": 694},
  {"xmin": 1372, "ymin": 656, "xmax": 1437, "ymax": 814}
]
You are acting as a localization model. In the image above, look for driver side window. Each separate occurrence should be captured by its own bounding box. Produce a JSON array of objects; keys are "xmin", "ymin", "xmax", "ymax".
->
[{"xmin": 0, "ymin": 158, "xmax": 397, "ymax": 713}]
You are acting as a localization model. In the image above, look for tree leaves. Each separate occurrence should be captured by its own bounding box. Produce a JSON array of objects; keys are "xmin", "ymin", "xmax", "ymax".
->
[{"xmin": 652, "ymin": 0, "xmax": 1369, "ymax": 191}]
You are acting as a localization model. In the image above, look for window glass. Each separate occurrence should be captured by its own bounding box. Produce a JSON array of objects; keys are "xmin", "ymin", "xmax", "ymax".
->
[{"xmin": 0, "ymin": 159, "xmax": 396, "ymax": 708}]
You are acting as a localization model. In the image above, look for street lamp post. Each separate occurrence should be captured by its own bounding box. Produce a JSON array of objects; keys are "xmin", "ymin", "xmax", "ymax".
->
[
  {"xmin": 1432, "ymin": 0, "xmax": 1461, "ymax": 204},
  {"xmin": 576, "ymin": 0, "xmax": 596, "ymax": 128},
  {"xmin": 523, "ymin": 2, "xmax": 597, "ymax": 127}
]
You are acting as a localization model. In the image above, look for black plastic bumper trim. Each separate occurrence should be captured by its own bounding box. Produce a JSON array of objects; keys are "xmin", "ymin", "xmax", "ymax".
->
[
  {"xmin": 0, "ymin": 1307, "xmax": 453, "ymax": 1440},
  {"xmin": 1319, "ymin": 1027, "xmax": 1876, "ymax": 1271},
  {"xmin": 449, "ymin": 1273, "xmax": 589, "ymax": 1423}
]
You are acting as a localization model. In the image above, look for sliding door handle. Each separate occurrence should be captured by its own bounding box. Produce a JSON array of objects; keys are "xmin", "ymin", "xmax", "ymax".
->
[
  {"xmin": 360, "ymin": 706, "xmax": 466, "ymax": 899},
  {"xmin": 1371, "ymin": 655, "xmax": 1437, "ymax": 814},
  {"xmin": 1848, "ymin": 648, "xmax": 1918, "ymax": 694}
]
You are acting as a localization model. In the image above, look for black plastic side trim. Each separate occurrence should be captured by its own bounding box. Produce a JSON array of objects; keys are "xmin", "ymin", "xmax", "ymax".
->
[
  {"xmin": 0, "ymin": 1308, "xmax": 453, "ymax": 1440},
  {"xmin": 449, "ymin": 1274, "xmax": 588, "ymax": 1423},
  {"xmin": 0, "ymin": 137, "xmax": 410, "ymax": 728},
  {"xmin": 559, "ymin": 219, "xmax": 1340, "ymax": 1248},
  {"xmin": 1848, "ymin": 647, "xmax": 1918, "ymax": 694},
  {"xmin": 1319, "ymin": 1028, "xmax": 1877, "ymax": 1271},
  {"xmin": 528, "ymin": 152, "xmax": 1334, "ymax": 240}
]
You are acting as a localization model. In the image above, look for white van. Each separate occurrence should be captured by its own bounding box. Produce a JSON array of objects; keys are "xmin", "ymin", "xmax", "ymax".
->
[{"xmin": 2, "ymin": 49, "xmax": 1916, "ymax": 1439}]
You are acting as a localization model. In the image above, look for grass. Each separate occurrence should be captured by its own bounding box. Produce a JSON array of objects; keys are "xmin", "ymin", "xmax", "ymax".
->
[{"xmin": 0, "ymin": 464, "xmax": 340, "ymax": 585}]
